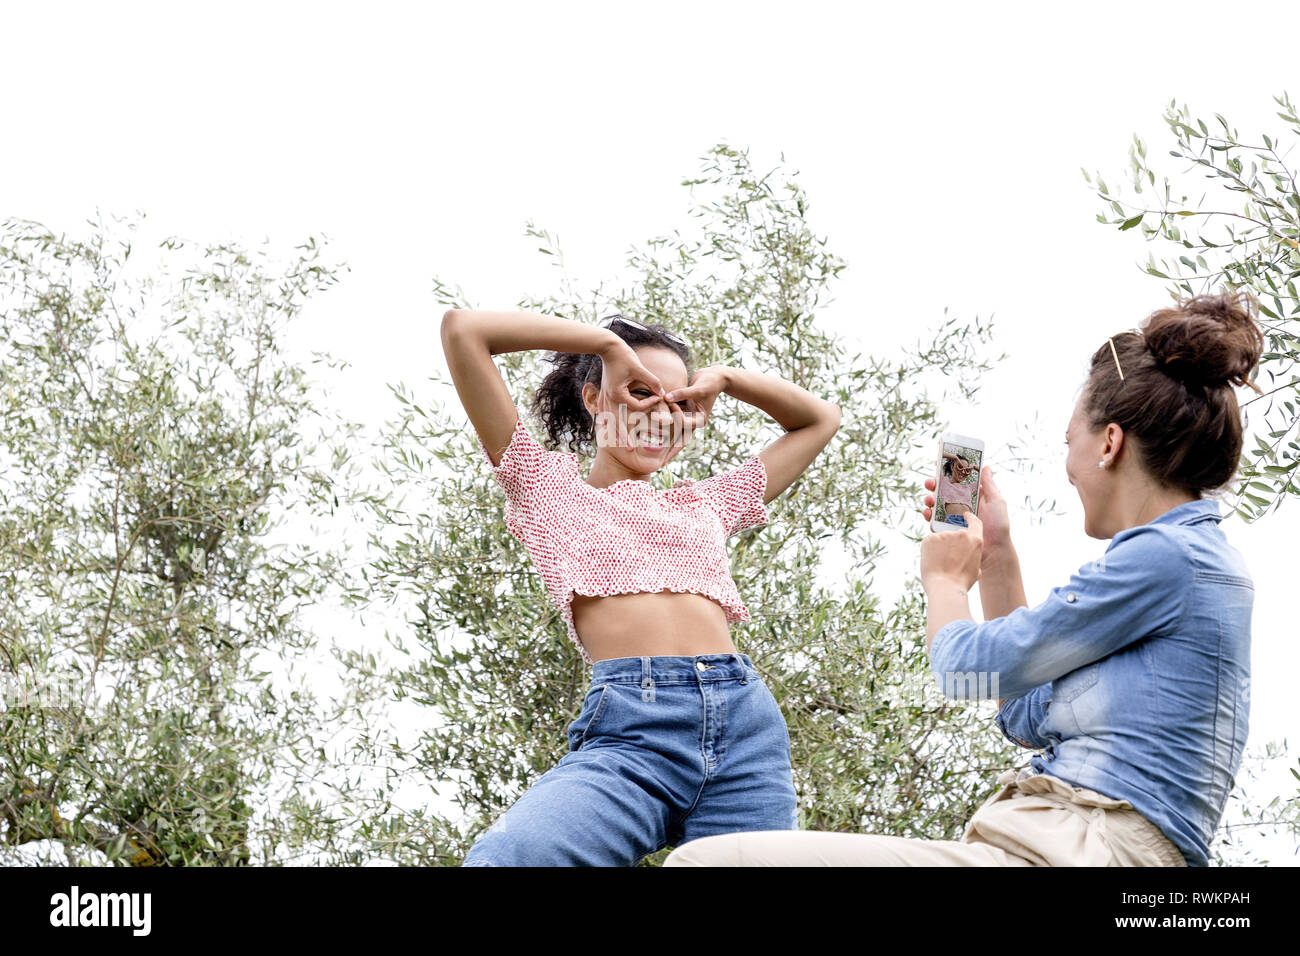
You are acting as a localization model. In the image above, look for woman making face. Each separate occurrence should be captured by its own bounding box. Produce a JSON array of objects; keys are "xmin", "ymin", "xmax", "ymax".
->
[{"xmin": 442, "ymin": 308, "xmax": 840, "ymax": 866}]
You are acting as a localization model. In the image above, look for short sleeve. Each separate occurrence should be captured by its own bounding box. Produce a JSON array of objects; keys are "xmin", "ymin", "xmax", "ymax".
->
[
  {"xmin": 476, "ymin": 406, "xmax": 560, "ymax": 539},
  {"xmin": 689, "ymin": 454, "xmax": 770, "ymax": 538}
]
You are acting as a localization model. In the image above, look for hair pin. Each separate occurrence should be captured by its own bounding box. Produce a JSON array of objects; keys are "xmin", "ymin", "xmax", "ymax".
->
[
  {"xmin": 1107, "ymin": 335, "xmax": 1126, "ymax": 384},
  {"xmin": 1106, "ymin": 330, "xmax": 1143, "ymax": 385}
]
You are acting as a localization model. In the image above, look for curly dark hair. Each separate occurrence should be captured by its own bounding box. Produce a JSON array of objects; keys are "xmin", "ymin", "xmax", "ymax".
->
[
  {"xmin": 1083, "ymin": 289, "xmax": 1265, "ymax": 496},
  {"xmin": 942, "ymin": 455, "xmax": 970, "ymax": 479},
  {"xmin": 530, "ymin": 314, "xmax": 694, "ymax": 454}
]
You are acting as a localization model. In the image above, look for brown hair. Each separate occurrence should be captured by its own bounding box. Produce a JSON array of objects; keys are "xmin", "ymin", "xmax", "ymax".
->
[
  {"xmin": 1084, "ymin": 289, "xmax": 1265, "ymax": 496},
  {"xmin": 533, "ymin": 315, "xmax": 693, "ymax": 454}
]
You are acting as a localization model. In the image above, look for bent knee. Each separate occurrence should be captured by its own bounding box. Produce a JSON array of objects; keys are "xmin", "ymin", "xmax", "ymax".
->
[{"xmin": 664, "ymin": 833, "xmax": 743, "ymax": 867}]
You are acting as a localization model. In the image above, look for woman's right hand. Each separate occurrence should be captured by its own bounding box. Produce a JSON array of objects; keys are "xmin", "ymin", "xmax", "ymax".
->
[{"xmin": 923, "ymin": 465, "xmax": 1013, "ymax": 560}]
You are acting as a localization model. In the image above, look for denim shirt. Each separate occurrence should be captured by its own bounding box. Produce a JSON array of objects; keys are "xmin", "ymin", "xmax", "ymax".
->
[{"xmin": 928, "ymin": 499, "xmax": 1253, "ymax": 866}]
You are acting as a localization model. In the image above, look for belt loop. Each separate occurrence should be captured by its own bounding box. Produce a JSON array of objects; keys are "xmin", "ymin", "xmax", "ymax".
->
[
  {"xmin": 640, "ymin": 656, "xmax": 655, "ymax": 703},
  {"xmin": 735, "ymin": 653, "xmax": 748, "ymax": 684}
]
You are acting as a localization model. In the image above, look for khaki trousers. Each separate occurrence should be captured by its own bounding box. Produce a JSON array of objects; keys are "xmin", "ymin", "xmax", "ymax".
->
[{"xmin": 663, "ymin": 766, "xmax": 1188, "ymax": 867}]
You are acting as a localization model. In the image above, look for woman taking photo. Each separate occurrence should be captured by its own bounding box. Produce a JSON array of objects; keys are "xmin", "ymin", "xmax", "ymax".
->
[
  {"xmin": 666, "ymin": 289, "xmax": 1262, "ymax": 867},
  {"xmin": 440, "ymin": 308, "xmax": 840, "ymax": 866}
]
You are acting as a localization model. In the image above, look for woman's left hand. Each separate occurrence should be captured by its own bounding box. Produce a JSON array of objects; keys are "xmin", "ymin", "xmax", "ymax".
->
[
  {"xmin": 920, "ymin": 512, "xmax": 984, "ymax": 593},
  {"xmin": 663, "ymin": 366, "xmax": 730, "ymax": 437}
]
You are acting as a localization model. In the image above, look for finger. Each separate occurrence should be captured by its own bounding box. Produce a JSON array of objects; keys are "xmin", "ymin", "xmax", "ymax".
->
[
  {"xmin": 924, "ymin": 477, "xmax": 936, "ymax": 491},
  {"xmin": 640, "ymin": 367, "xmax": 666, "ymax": 398},
  {"xmin": 621, "ymin": 378, "xmax": 663, "ymax": 411},
  {"xmin": 981, "ymin": 466, "xmax": 1001, "ymax": 499},
  {"xmin": 924, "ymin": 494, "xmax": 934, "ymax": 508},
  {"xmin": 964, "ymin": 512, "xmax": 983, "ymax": 540},
  {"xmin": 610, "ymin": 382, "xmax": 647, "ymax": 413},
  {"xmin": 674, "ymin": 409, "xmax": 706, "ymax": 444},
  {"xmin": 663, "ymin": 382, "xmax": 704, "ymax": 403},
  {"xmin": 626, "ymin": 363, "xmax": 665, "ymax": 399}
]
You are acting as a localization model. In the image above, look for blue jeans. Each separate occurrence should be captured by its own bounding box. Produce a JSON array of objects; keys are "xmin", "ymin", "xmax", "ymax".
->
[
  {"xmin": 944, "ymin": 513, "xmax": 968, "ymax": 527},
  {"xmin": 461, "ymin": 653, "xmax": 798, "ymax": 866}
]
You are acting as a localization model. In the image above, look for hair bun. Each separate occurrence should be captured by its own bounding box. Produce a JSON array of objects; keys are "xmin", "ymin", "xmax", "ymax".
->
[{"xmin": 1142, "ymin": 290, "xmax": 1265, "ymax": 389}]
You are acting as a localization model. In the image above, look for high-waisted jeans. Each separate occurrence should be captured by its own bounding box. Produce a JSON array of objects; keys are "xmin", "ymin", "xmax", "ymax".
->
[{"xmin": 461, "ymin": 653, "xmax": 798, "ymax": 866}]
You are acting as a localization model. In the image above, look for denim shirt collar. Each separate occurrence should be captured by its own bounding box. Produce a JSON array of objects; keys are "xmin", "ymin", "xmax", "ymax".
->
[{"xmin": 1147, "ymin": 497, "xmax": 1222, "ymax": 527}]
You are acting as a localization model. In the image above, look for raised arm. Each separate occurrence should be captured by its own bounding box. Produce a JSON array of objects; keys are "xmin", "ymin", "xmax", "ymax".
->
[
  {"xmin": 735, "ymin": 370, "xmax": 841, "ymax": 504},
  {"xmin": 966, "ymin": 468, "xmax": 1027, "ymax": 620},
  {"xmin": 923, "ymin": 521, "xmax": 1188, "ymax": 700},
  {"xmin": 667, "ymin": 366, "xmax": 840, "ymax": 504},
  {"xmin": 922, "ymin": 466, "xmax": 1027, "ymax": 705},
  {"xmin": 439, "ymin": 309, "xmax": 665, "ymax": 465}
]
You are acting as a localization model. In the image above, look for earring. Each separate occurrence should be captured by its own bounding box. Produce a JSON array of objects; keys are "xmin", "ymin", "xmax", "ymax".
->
[{"xmin": 1097, "ymin": 460, "xmax": 1107, "ymax": 469}]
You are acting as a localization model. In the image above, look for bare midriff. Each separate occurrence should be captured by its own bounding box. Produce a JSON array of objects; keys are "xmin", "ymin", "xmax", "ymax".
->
[{"xmin": 570, "ymin": 591, "xmax": 739, "ymax": 661}]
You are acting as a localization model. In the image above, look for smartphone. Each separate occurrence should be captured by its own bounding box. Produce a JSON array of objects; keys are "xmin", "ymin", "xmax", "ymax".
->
[{"xmin": 931, "ymin": 433, "xmax": 985, "ymax": 532}]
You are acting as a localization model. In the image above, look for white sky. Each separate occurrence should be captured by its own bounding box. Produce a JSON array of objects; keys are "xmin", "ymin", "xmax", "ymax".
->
[{"xmin": 3, "ymin": 0, "xmax": 1296, "ymax": 864}]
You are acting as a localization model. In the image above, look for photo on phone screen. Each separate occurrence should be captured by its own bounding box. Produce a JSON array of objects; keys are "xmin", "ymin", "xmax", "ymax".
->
[{"xmin": 934, "ymin": 439, "xmax": 983, "ymax": 530}]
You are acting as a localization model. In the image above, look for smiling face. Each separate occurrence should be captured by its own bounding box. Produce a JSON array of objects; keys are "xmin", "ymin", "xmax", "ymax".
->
[
  {"xmin": 1065, "ymin": 390, "xmax": 1118, "ymax": 538},
  {"xmin": 581, "ymin": 345, "xmax": 695, "ymax": 473}
]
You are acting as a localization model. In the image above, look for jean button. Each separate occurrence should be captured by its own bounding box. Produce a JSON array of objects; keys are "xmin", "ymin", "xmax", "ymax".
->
[{"xmin": 696, "ymin": 661, "xmax": 706, "ymax": 671}]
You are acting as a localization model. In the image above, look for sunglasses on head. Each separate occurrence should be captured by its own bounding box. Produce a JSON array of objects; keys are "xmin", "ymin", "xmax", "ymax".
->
[{"xmin": 601, "ymin": 314, "xmax": 688, "ymax": 349}]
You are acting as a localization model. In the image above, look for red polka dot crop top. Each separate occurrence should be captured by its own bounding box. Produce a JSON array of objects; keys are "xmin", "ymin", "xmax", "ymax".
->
[{"xmin": 477, "ymin": 405, "xmax": 770, "ymax": 664}]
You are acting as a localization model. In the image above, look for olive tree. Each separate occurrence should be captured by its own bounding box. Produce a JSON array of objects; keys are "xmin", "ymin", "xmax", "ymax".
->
[
  {"xmin": 1087, "ymin": 91, "xmax": 1300, "ymax": 520},
  {"xmin": 0, "ymin": 216, "xmax": 367, "ymax": 864}
]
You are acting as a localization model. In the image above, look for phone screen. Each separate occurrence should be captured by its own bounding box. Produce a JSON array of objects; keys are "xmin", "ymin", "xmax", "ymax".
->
[{"xmin": 935, "ymin": 441, "xmax": 982, "ymax": 528}]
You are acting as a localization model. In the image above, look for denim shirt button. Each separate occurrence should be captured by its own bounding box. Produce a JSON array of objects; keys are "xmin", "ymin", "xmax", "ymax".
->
[{"xmin": 1065, "ymin": 592, "xmax": 1078, "ymax": 603}]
